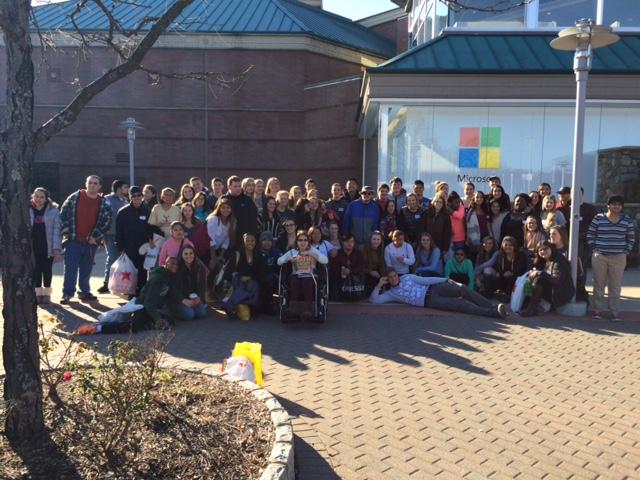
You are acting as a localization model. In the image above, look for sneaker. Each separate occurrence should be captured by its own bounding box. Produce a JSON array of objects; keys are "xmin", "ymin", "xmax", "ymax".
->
[
  {"xmin": 610, "ymin": 312, "xmax": 622, "ymax": 322},
  {"xmin": 497, "ymin": 303, "xmax": 509, "ymax": 319},
  {"xmin": 60, "ymin": 295, "xmax": 72, "ymax": 305},
  {"xmin": 75, "ymin": 324, "xmax": 97, "ymax": 335},
  {"xmin": 78, "ymin": 293, "xmax": 98, "ymax": 301},
  {"xmin": 592, "ymin": 311, "xmax": 603, "ymax": 320},
  {"xmin": 97, "ymin": 285, "xmax": 110, "ymax": 294}
]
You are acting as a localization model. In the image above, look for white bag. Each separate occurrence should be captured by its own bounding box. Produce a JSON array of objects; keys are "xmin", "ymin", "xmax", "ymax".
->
[
  {"xmin": 224, "ymin": 356, "xmax": 256, "ymax": 383},
  {"xmin": 108, "ymin": 253, "xmax": 138, "ymax": 296},
  {"xmin": 510, "ymin": 273, "xmax": 529, "ymax": 313},
  {"xmin": 98, "ymin": 298, "xmax": 144, "ymax": 324}
]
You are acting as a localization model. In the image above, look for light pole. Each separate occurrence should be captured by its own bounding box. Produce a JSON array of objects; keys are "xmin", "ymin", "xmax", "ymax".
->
[
  {"xmin": 119, "ymin": 117, "xmax": 143, "ymax": 186},
  {"xmin": 550, "ymin": 19, "xmax": 619, "ymax": 316}
]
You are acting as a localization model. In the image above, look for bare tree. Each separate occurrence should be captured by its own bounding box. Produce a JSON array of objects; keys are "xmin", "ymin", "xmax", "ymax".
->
[{"xmin": 0, "ymin": 0, "xmax": 251, "ymax": 443}]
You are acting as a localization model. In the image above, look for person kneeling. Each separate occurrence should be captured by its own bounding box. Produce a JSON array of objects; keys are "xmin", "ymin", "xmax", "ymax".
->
[
  {"xmin": 370, "ymin": 268, "xmax": 508, "ymax": 319},
  {"xmin": 277, "ymin": 231, "xmax": 328, "ymax": 321},
  {"xmin": 75, "ymin": 257, "xmax": 179, "ymax": 334},
  {"xmin": 520, "ymin": 241, "xmax": 575, "ymax": 317}
]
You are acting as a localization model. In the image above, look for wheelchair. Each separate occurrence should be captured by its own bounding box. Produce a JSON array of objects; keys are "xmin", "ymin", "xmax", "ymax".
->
[{"xmin": 278, "ymin": 263, "xmax": 329, "ymax": 323}]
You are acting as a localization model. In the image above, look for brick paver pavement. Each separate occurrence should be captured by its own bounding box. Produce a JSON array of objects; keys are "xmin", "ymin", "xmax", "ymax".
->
[{"xmin": 2, "ymin": 256, "xmax": 640, "ymax": 479}]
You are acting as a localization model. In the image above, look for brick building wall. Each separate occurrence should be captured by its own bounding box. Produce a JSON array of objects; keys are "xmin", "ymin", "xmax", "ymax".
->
[{"xmin": 9, "ymin": 43, "xmax": 376, "ymax": 199}]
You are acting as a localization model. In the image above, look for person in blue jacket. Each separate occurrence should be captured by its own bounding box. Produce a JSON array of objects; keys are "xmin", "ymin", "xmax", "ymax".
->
[{"xmin": 342, "ymin": 185, "xmax": 380, "ymax": 245}]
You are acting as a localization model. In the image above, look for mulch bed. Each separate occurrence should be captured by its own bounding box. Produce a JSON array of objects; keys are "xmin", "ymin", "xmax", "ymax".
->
[{"xmin": 0, "ymin": 371, "xmax": 274, "ymax": 479}]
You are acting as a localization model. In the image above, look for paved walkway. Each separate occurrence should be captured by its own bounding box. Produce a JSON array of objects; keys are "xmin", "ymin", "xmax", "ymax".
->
[{"xmin": 2, "ymin": 253, "xmax": 640, "ymax": 479}]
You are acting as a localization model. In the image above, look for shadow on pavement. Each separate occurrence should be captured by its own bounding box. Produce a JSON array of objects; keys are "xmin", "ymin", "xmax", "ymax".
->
[{"xmin": 294, "ymin": 435, "xmax": 339, "ymax": 480}]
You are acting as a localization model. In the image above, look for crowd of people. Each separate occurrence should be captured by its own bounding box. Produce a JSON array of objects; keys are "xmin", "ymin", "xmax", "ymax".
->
[{"xmin": 30, "ymin": 172, "xmax": 636, "ymax": 331}]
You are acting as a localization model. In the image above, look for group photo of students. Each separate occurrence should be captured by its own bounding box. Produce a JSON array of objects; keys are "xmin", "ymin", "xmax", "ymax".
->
[{"xmin": 31, "ymin": 171, "xmax": 636, "ymax": 333}]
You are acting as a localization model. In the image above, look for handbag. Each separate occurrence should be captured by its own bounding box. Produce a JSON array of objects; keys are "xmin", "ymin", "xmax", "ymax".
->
[
  {"xmin": 510, "ymin": 273, "xmax": 530, "ymax": 313},
  {"xmin": 339, "ymin": 274, "xmax": 366, "ymax": 302}
]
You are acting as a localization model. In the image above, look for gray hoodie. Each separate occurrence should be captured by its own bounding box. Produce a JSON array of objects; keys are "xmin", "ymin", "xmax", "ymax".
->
[{"xmin": 104, "ymin": 193, "xmax": 128, "ymax": 236}]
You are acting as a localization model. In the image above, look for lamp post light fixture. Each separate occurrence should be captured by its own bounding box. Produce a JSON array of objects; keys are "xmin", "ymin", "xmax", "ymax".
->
[
  {"xmin": 119, "ymin": 117, "xmax": 143, "ymax": 186},
  {"xmin": 550, "ymin": 19, "xmax": 619, "ymax": 316}
]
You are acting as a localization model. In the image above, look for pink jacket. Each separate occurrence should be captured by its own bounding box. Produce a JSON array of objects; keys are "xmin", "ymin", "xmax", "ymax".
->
[
  {"xmin": 451, "ymin": 204, "xmax": 466, "ymax": 243},
  {"xmin": 159, "ymin": 237, "xmax": 194, "ymax": 266}
]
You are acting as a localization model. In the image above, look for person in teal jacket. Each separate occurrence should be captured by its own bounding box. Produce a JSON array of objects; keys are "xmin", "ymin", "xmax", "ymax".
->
[{"xmin": 444, "ymin": 248, "xmax": 475, "ymax": 289}]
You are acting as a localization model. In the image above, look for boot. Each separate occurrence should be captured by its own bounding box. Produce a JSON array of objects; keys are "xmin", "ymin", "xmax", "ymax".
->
[
  {"xmin": 35, "ymin": 287, "xmax": 44, "ymax": 305},
  {"xmin": 42, "ymin": 287, "xmax": 52, "ymax": 304},
  {"xmin": 520, "ymin": 284, "xmax": 543, "ymax": 317}
]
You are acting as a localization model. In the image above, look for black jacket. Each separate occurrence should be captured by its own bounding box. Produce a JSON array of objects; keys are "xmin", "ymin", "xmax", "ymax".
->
[
  {"xmin": 423, "ymin": 207, "xmax": 452, "ymax": 252},
  {"xmin": 115, "ymin": 203, "xmax": 151, "ymax": 260},
  {"xmin": 533, "ymin": 253, "xmax": 575, "ymax": 308},
  {"xmin": 222, "ymin": 192, "xmax": 258, "ymax": 243},
  {"xmin": 398, "ymin": 206, "xmax": 425, "ymax": 244},
  {"xmin": 500, "ymin": 211, "xmax": 526, "ymax": 248}
]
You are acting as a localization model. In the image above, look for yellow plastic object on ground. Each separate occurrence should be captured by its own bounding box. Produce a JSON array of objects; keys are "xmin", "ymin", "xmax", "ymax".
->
[
  {"xmin": 237, "ymin": 304, "xmax": 251, "ymax": 321},
  {"xmin": 232, "ymin": 341, "xmax": 263, "ymax": 386}
]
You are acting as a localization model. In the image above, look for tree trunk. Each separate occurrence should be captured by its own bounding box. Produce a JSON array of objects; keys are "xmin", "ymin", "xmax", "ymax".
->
[{"xmin": 1, "ymin": 0, "xmax": 44, "ymax": 442}]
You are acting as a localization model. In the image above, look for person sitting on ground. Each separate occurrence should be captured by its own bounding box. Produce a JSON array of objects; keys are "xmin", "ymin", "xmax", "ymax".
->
[
  {"xmin": 445, "ymin": 248, "xmax": 474, "ymax": 289},
  {"xmin": 384, "ymin": 230, "xmax": 415, "ymax": 275},
  {"xmin": 277, "ymin": 230, "xmax": 329, "ymax": 321},
  {"xmin": 75, "ymin": 256, "xmax": 179, "ymax": 335},
  {"xmin": 171, "ymin": 245, "xmax": 208, "ymax": 321},
  {"xmin": 520, "ymin": 241, "xmax": 575, "ymax": 317},
  {"xmin": 223, "ymin": 233, "xmax": 266, "ymax": 318},
  {"xmin": 474, "ymin": 236, "xmax": 499, "ymax": 294},
  {"xmin": 483, "ymin": 235, "xmax": 528, "ymax": 301},
  {"xmin": 360, "ymin": 230, "xmax": 385, "ymax": 295},
  {"xmin": 258, "ymin": 231, "xmax": 282, "ymax": 313},
  {"xmin": 413, "ymin": 232, "xmax": 442, "ymax": 277},
  {"xmin": 330, "ymin": 233, "xmax": 366, "ymax": 300},
  {"xmin": 369, "ymin": 268, "xmax": 508, "ymax": 319},
  {"xmin": 159, "ymin": 221, "xmax": 194, "ymax": 266}
]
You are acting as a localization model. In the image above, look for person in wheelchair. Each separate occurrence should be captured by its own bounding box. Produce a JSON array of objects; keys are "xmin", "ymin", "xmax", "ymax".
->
[{"xmin": 277, "ymin": 230, "xmax": 328, "ymax": 321}]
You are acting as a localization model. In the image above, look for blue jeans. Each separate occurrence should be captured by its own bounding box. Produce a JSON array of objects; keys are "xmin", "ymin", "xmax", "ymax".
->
[
  {"xmin": 176, "ymin": 301, "xmax": 207, "ymax": 320},
  {"xmin": 103, "ymin": 234, "xmax": 119, "ymax": 285},
  {"xmin": 63, "ymin": 240, "xmax": 97, "ymax": 297}
]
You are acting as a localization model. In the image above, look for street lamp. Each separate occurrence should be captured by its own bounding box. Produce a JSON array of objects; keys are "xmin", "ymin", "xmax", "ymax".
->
[
  {"xmin": 550, "ymin": 19, "xmax": 619, "ymax": 316},
  {"xmin": 119, "ymin": 117, "xmax": 143, "ymax": 186}
]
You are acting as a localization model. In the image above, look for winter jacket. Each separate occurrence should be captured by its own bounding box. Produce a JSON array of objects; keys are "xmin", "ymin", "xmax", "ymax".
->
[
  {"xmin": 221, "ymin": 192, "xmax": 258, "ymax": 242},
  {"xmin": 398, "ymin": 206, "xmax": 425, "ymax": 244},
  {"xmin": 60, "ymin": 190, "xmax": 112, "ymax": 245},
  {"xmin": 423, "ymin": 207, "xmax": 452, "ymax": 253},
  {"xmin": 342, "ymin": 199, "xmax": 380, "ymax": 245},
  {"xmin": 115, "ymin": 203, "xmax": 151, "ymax": 260},
  {"xmin": 532, "ymin": 253, "xmax": 575, "ymax": 308},
  {"xmin": 171, "ymin": 259, "xmax": 208, "ymax": 305},
  {"xmin": 500, "ymin": 211, "xmax": 527, "ymax": 248},
  {"xmin": 444, "ymin": 258, "xmax": 475, "ymax": 289},
  {"xmin": 29, "ymin": 202, "xmax": 62, "ymax": 257},
  {"xmin": 104, "ymin": 193, "xmax": 129, "ymax": 235},
  {"xmin": 136, "ymin": 266, "xmax": 172, "ymax": 322},
  {"xmin": 330, "ymin": 248, "xmax": 366, "ymax": 280}
]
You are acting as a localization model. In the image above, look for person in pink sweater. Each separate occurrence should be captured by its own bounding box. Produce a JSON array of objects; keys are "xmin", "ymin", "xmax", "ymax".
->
[
  {"xmin": 159, "ymin": 221, "xmax": 194, "ymax": 266},
  {"xmin": 448, "ymin": 191, "xmax": 466, "ymax": 260}
]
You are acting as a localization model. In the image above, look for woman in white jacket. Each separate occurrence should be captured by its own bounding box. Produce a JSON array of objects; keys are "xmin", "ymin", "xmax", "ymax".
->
[
  {"xmin": 277, "ymin": 230, "xmax": 328, "ymax": 321},
  {"xmin": 30, "ymin": 187, "xmax": 62, "ymax": 304}
]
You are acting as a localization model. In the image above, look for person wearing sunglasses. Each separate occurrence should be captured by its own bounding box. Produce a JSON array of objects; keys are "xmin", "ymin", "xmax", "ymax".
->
[
  {"xmin": 444, "ymin": 248, "xmax": 474, "ymax": 289},
  {"xmin": 277, "ymin": 230, "xmax": 328, "ymax": 321},
  {"xmin": 342, "ymin": 185, "xmax": 380, "ymax": 246},
  {"xmin": 60, "ymin": 175, "xmax": 112, "ymax": 304},
  {"xmin": 114, "ymin": 186, "xmax": 155, "ymax": 294}
]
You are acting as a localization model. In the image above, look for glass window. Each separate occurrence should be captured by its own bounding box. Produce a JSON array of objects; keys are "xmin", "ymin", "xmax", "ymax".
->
[
  {"xmin": 449, "ymin": 0, "xmax": 525, "ymax": 27},
  {"xmin": 603, "ymin": 0, "xmax": 640, "ymax": 27},
  {"xmin": 538, "ymin": 0, "xmax": 597, "ymax": 28}
]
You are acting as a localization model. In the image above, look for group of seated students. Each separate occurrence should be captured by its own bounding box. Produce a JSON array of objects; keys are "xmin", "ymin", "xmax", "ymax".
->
[{"xmin": 72, "ymin": 172, "xmax": 606, "ymax": 333}]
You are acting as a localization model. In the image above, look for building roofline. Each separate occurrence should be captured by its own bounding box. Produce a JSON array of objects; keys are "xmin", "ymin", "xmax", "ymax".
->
[{"xmin": 357, "ymin": 8, "xmax": 406, "ymax": 27}]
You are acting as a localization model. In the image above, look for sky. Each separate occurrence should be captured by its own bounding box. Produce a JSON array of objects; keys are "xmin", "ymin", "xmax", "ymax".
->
[{"xmin": 323, "ymin": 0, "xmax": 399, "ymax": 20}]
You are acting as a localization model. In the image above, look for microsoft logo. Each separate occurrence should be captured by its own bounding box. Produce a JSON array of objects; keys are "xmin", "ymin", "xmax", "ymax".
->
[{"xmin": 458, "ymin": 127, "xmax": 501, "ymax": 169}]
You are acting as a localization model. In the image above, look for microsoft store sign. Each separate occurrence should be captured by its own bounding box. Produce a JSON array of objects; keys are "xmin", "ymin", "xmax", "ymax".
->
[{"xmin": 457, "ymin": 126, "xmax": 501, "ymax": 183}]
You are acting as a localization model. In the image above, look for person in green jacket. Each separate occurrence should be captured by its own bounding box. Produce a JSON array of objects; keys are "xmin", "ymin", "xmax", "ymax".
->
[
  {"xmin": 75, "ymin": 257, "xmax": 179, "ymax": 334},
  {"xmin": 444, "ymin": 248, "xmax": 475, "ymax": 290}
]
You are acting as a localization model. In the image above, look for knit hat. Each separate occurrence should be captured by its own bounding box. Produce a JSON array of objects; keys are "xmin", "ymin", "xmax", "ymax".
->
[{"xmin": 259, "ymin": 231, "xmax": 274, "ymax": 242}]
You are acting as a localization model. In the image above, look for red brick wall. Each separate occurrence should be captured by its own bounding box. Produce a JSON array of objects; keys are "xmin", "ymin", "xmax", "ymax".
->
[
  {"xmin": 369, "ymin": 16, "xmax": 409, "ymax": 55},
  {"xmin": 25, "ymin": 46, "xmax": 371, "ymax": 198}
]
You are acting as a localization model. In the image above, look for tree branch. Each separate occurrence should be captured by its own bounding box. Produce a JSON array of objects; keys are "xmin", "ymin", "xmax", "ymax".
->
[{"xmin": 34, "ymin": 0, "xmax": 195, "ymax": 148}]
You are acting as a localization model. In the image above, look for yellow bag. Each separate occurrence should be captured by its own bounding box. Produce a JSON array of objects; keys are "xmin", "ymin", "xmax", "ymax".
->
[
  {"xmin": 231, "ymin": 342, "xmax": 263, "ymax": 386},
  {"xmin": 237, "ymin": 304, "xmax": 251, "ymax": 321}
]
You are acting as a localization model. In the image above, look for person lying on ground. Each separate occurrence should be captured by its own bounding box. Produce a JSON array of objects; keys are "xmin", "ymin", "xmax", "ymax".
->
[
  {"xmin": 75, "ymin": 257, "xmax": 179, "ymax": 334},
  {"xmin": 369, "ymin": 268, "xmax": 508, "ymax": 319}
]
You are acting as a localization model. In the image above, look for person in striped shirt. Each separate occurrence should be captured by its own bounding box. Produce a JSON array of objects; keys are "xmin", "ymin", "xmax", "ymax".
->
[{"xmin": 587, "ymin": 195, "xmax": 636, "ymax": 321}]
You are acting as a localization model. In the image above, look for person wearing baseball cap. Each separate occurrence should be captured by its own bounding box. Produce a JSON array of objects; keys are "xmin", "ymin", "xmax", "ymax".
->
[
  {"xmin": 557, "ymin": 187, "xmax": 572, "ymax": 223},
  {"xmin": 341, "ymin": 185, "xmax": 380, "ymax": 245}
]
